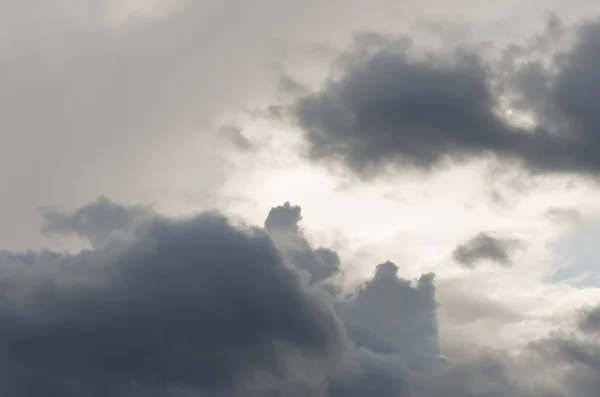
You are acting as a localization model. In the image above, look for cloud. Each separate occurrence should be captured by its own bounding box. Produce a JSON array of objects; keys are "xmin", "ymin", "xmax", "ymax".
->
[
  {"xmin": 337, "ymin": 262, "xmax": 441, "ymax": 365},
  {"xmin": 579, "ymin": 305, "xmax": 600, "ymax": 334},
  {"xmin": 437, "ymin": 280, "xmax": 524, "ymax": 326},
  {"xmin": 5, "ymin": 0, "xmax": 560, "ymax": 250},
  {"xmin": 0, "ymin": 202, "xmax": 346, "ymax": 396},
  {"xmin": 40, "ymin": 196, "xmax": 153, "ymax": 247},
  {"xmin": 293, "ymin": 39, "xmax": 520, "ymax": 175},
  {"xmin": 531, "ymin": 312, "xmax": 600, "ymax": 397},
  {"xmin": 0, "ymin": 198, "xmax": 447, "ymax": 397},
  {"xmin": 453, "ymin": 233, "xmax": 522, "ymax": 267},
  {"xmin": 2, "ymin": 197, "xmax": 598, "ymax": 397},
  {"xmin": 327, "ymin": 347, "xmax": 415, "ymax": 397},
  {"xmin": 220, "ymin": 126, "xmax": 255, "ymax": 152},
  {"xmin": 265, "ymin": 202, "xmax": 341, "ymax": 284},
  {"xmin": 288, "ymin": 18, "xmax": 600, "ymax": 178}
]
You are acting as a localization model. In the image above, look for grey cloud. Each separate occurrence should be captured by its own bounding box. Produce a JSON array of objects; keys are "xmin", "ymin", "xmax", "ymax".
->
[
  {"xmin": 337, "ymin": 262, "xmax": 441, "ymax": 366},
  {"xmin": 326, "ymin": 262, "xmax": 441, "ymax": 397},
  {"xmin": 265, "ymin": 202, "xmax": 341, "ymax": 284},
  {"xmin": 328, "ymin": 348, "xmax": 415, "ymax": 397},
  {"xmin": 526, "ymin": 301, "xmax": 600, "ymax": 397},
  {"xmin": 290, "ymin": 19, "xmax": 600, "ymax": 177},
  {"xmin": 2, "ymin": 198, "xmax": 597, "ymax": 397},
  {"xmin": 220, "ymin": 126, "xmax": 255, "ymax": 152},
  {"xmin": 40, "ymin": 196, "xmax": 153, "ymax": 247},
  {"xmin": 453, "ymin": 233, "xmax": 521, "ymax": 267},
  {"xmin": 265, "ymin": 202, "xmax": 304, "ymax": 234},
  {"xmin": 551, "ymin": 22, "xmax": 600, "ymax": 140},
  {"xmin": 0, "ymin": 203, "xmax": 346, "ymax": 396},
  {"xmin": 422, "ymin": 354, "xmax": 546, "ymax": 397},
  {"xmin": 0, "ymin": 199, "xmax": 450, "ymax": 397},
  {"xmin": 294, "ymin": 42, "xmax": 519, "ymax": 174},
  {"xmin": 579, "ymin": 305, "xmax": 600, "ymax": 334},
  {"xmin": 532, "ymin": 335, "xmax": 600, "ymax": 397}
]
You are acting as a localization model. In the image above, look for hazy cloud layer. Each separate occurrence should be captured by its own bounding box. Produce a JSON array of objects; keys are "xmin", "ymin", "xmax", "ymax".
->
[
  {"xmin": 40, "ymin": 196, "xmax": 153, "ymax": 247},
  {"xmin": 4, "ymin": 0, "xmax": 559, "ymax": 250},
  {"xmin": 290, "ymin": 18, "xmax": 600, "ymax": 178}
]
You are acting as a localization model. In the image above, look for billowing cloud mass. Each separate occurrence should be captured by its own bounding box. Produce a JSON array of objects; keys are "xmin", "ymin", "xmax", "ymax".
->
[
  {"xmin": 290, "ymin": 18, "xmax": 600, "ymax": 177},
  {"xmin": 453, "ymin": 233, "xmax": 521, "ymax": 267},
  {"xmin": 0, "ymin": 200, "xmax": 346, "ymax": 396},
  {"xmin": 265, "ymin": 202, "xmax": 341, "ymax": 284},
  {"xmin": 0, "ymin": 198, "xmax": 598, "ymax": 397}
]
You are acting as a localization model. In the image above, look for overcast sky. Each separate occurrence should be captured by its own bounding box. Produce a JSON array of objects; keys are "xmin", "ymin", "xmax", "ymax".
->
[{"xmin": 3, "ymin": 1, "xmax": 600, "ymax": 396}]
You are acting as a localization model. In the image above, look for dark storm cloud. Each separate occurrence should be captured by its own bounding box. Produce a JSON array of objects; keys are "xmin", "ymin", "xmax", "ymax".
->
[
  {"xmin": 328, "ymin": 347, "xmax": 415, "ymax": 397},
  {"xmin": 550, "ymin": 23, "xmax": 600, "ymax": 141},
  {"xmin": 40, "ymin": 196, "xmax": 153, "ymax": 247},
  {"xmin": 0, "ymin": 204, "xmax": 346, "ymax": 396},
  {"xmin": 265, "ymin": 202, "xmax": 340, "ymax": 284},
  {"xmin": 0, "ymin": 199, "xmax": 453, "ymax": 397},
  {"xmin": 290, "ymin": 19, "xmax": 600, "ymax": 177},
  {"xmin": 294, "ymin": 44, "xmax": 520, "ymax": 174},
  {"xmin": 1, "ymin": 198, "xmax": 596, "ymax": 397},
  {"xmin": 453, "ymin": 233, "xmax": 521, "ymax": 267}
]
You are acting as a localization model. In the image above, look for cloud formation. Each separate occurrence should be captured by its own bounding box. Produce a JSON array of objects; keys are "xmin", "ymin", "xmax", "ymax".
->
[
  {"xmin": 453, "ymin": 233, "xmax": 521, "ymax": 267},
  {"xmin": 2, "ymin": 198, "xmax": 600, "ymax": 396},
  {"xmin": 290, "ymin": 18, "xmax": 600, "ymax": 178},
  {"xmin": 0, "ymin": 198, "xmax": 449, "ymax": 397},
  {"xmin": 265, "ymin": 202, "xmax": 341, "ymax": 284},
  {"xmin": 40, "ymin": 196, "xmax": 153, "ymax": 247},
  {"xmin": 0, "ymin": 201, "xmax": 346, "ymax": 396}
]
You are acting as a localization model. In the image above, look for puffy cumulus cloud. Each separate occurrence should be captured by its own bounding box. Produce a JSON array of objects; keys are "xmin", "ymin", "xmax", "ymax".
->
[
  {"xmin": 0, "ymin": 198, "xmax": 445, "ymax": 397},
  {"xmin": 287, "ymin": 16, "xmax": 600, "ymax": 178},
  {"xmin": 0, "ymin": 200, "xmax": 346, "ymax": 396},
  {"xmin": 337, "ymin": 263, "xmax": 440, "ymax": 365},
  {"xmin": 265, "ymin": 202, "xmax": 341, "ymax": 284},
  {"xmin": 293, "ymin": 41, "xmax": 521, "ymax": 174},
  {"xmin": 453, "ymin": 233, "xmax": 522, "ymax": 268},
  {"xmin": 2, "ymin": 197, "xmax": 600, "ymax": 397}
]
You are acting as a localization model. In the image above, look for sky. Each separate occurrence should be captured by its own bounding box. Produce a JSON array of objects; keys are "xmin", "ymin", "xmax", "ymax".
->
[{"xmin": 3, "ymin": 0, "xmax": 600, "ymax": 396}]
